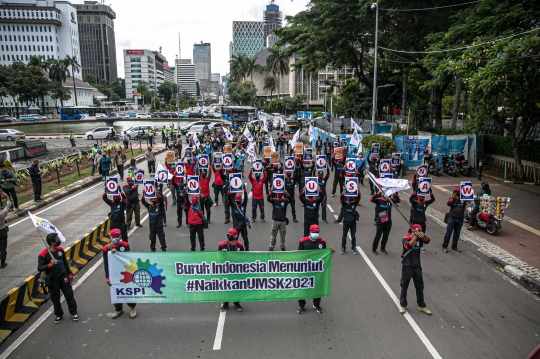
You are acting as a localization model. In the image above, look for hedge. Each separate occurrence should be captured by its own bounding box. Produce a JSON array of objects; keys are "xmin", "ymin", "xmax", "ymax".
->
[{"xmin": 484, "ymin": 135, "xmax": 540, "ymax": 163}]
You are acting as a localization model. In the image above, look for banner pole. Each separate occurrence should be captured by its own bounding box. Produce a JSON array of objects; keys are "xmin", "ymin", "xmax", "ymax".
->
[
  {"xmin": 36, "ymin": 229, "xmax": 54, "ymax": 257},
  {"xmin": 367, "ymin": 172, "xmax": 414, "ymax": 228}
]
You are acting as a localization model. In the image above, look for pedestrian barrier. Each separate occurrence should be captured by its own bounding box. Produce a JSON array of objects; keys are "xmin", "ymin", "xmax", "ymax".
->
[{"xmin": 0, "ymin": 218, "xmax": 111, "ymax": 346}]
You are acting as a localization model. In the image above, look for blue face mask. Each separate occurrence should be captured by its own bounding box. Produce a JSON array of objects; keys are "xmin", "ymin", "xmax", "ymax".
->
[{"xmin": 310, "ymin": 233, "xmax": 319, "ymax": 240}]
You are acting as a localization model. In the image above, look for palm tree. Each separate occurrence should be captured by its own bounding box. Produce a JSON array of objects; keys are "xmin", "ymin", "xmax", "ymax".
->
[
  {"xmin": 27, "ymin": 56, "xmax": 49, "ymax": 109},
  {"xmin": 63, "ymin": 55, "xmax": 80, "ymax": 105},
  {"xmin": 266, "ymin": 47, "xmax": 289, "ymax": 99},
  {"xmin": 47, "ymin": 59, "xmax": 70, "ymax": 107},
  {"xmin": 244, "ymin": 57, "xmax": 263, "ymax": 89},
  {"xmin": 263, "ymin": 76, "xmax": 277, "ymax": 100},
  {"xmin": 229, "ymin": 53, "xmax": 248, "ymax": 82}
]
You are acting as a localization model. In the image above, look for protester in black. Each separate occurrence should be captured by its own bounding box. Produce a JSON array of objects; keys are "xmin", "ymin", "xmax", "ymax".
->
[
  {"xmin": 172, "ymin": 177, "xmax": 189, "ymax": 227},
  {"xmin": 141, "ymin": 195, "xmax": 167, "ymax": 251},
  {"xmin": 227, "ymin": 188, "xmax": 250, "ymax": 250},
  {"xmin": 331, "ymin": 157, "xmax": 345, "ymax": 196},
  {"xmin": 314, "ymin": 165, "xmax": 330, "ymax": 223},
  {"xmin": 339, "ymin": 192, "xmax": 360, "ymax": 255},
  {"xmin": 38, "ymin": 233, "xmax": 79, "ymax": 324},
  {"xmin": 219, "ymin": 227, "xmax": 245, "ymax": 313},
  {"xmin": 367, "ymin": 155, "xmax": 379, "ymax": 195},
  {"xmin": 102, "ymin": 191, "xmax": 128, "ymax": 242},
  {"xmin": 123, "ymin": 177, "xmax": 142, "ymax": 229},
  {"xmin": 409, "ymin": 190, "xmax": 435, "ymax": 252},
  {"xmin": 284, "ymin": 171, "xmax": 298, "ymax": 222},
  {"xmin": 267, "ymin": 191, "xmax": 290, "ymax": 251},
  {"xmin": 370, "ymin": 191, "xmax": 401, "ymax": 254},
  {"xmin": 299, "ymin": 189, "xmax": 324, "ymax": 236}
]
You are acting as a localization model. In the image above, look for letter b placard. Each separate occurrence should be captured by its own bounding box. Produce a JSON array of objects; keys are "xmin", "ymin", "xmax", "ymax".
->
[{"xmin": 273, "ymin": 174, "xmax": 285, "ymax": 193}]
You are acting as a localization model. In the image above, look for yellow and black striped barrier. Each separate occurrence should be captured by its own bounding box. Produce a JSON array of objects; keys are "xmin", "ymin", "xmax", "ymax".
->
[{"xmin": 0, "ymin": 218, "xmax": 111, "ymax": 345}]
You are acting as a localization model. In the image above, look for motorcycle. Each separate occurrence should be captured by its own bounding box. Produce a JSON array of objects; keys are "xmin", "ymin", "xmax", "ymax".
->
[
  {"xmin": 442, "ymin": 154, "xmax": 457, "ymax": 177},
  {"xmin": 423, "ymin": 150, "xmax": 440, "ymax": 176},
  {"xmin": 454, "ymin": 150, "xmax": 471, "ymax": 176},
  {"xmin": 465, "ymin": 203, "xmax": 501, "ymax": 235},
  {"xmin": 105, "ymin": 133, "xmax": 120, "ymax": 142},
  {"xmin": 134, "ymin": 132, "xmax": 149, "ymax": 141}
]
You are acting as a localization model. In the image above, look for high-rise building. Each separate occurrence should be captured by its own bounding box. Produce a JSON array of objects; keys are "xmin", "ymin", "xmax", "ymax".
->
[
  {"xmin": 75, "ymin": 1, "xmax": 117, "ymax": 83},
  {"xmin": 175, "ymin": 59, "xmax": 196, "ymax": 97},
  {"xmin": 221, "ymin": 73, "xmax": 229, "ymax": 95},
  {"xmin": 193, "ymin": 41, "xmax": 211, "ymax": 81},
  {"xmin": 0, "ymin": 0, "xmax": 81, "ymax": 78},
  {"xmin": 263, "ymin": 4, "xmax": 282, "ymax": 39},
  {"xmin": 211, "ymin": 73, "xmax": 220, "ymax": 82},
  {"xmin": 232, "ymin": 21, "xmax": 264, "ymax": 58},
  {"xmin": 123, "ymin": 49, "xmax": 156, "ymax": 98},
  {"xmin": 163, "ymin": 63, "xmax": 174, "ymax": 83},
  {"xmin": 152, "ymin": 50, "xmax": 167, "ymax": 89}
]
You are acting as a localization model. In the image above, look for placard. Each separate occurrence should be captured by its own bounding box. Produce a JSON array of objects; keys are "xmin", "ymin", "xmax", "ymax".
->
[
  {"xmin": 273, "ymin": 174, "xmax": 285, "ymax": 193},
  {"xmin": 344, "ymin": 177, "xmax": 359, "ymax": 196},
  {"xmin": 316, "ymin": 155, "xmax": 327, "ymax": 170},
  {"xmin": 134, "ymin": 170, "xmax": 145, "ymax": 185},
  {"xmin": 106, "ymin": 177, "xmax": 119, "ymax": 195},
  {"xmin": 223, "ymin": 154, "xmax": 233, "ymax": 170},
  {"xmin": 224, "ymin": 144, "xmax": 232, "ymax": 154},
  {"xmin": 213, "ymin": 152, "xmax": 223, "ymax": 165},
  {"xmin": 156, "ymin": 169, "xmax": 169, "ymax": 184},
  {"xmin": 304, "ymin": 152, "xmax": 313, "ymax": 162},
  {"xmin": 391, "ymin": 152, "xmax": 401, "ymax": 165},
  {"xmin": 166, "ymin": 151, "xmax": 175, "ymax": 164},
  {"xmin": 417, "ymin": 165, "xmax": 428, "ymax": 178},
  {"xmin": 340, "ymin": 138, "xmax": 348, "ymax": 148},
  {"xmin": 418, "ymin": 178, "xmax": 432, "ymax": 196},
  {"xmin": 263, "ymin": 146, "xmax": 272, "ymax": 158},
  {"xmin": 175, "ymin": 162, "xmax": 185, "ymax": 178},
  {"xmin": 460, "ymin": 181, "xmax": 474, "ymax": 201},
  {"xmin": 304, "ymin": 147, "xmax": 313, "ymax": 156},
  {"xmin": 184, "ymin": 147, "xmax": 193, "ymax": 159},
  {"xmin": 379, "ymin": 159, "xmax": 391, "ymax": 174},
  {"xmin": 187, "ymin": 175, "xmax": 200, "ymax": 195},
  {"xmin": 304, "ymin": 177, "xmax": 319, "ymax": 197},
  {"xmin": 284, "ymin": 156, "xmax": 295, "ymax": 171},
  {"xmin": 380, "ymin": 173, "xmax": 394, "ymax": 179},
  {"xmin": 334, "ymin": 147, "xmax": 343, "ymax": 159},
  {"xmin": 198, "ymin": 154, "xmax": 209, "ymax": 170},
  {"xmin": 294, "ymin": 143, "xmax": 304, "ymax": 154},
  {"xmin": 143, "ymin": 179, "xmax": 156, "ymax": 199},
  {"xmin": 345, "ymin": 158, "xmax": 356, "ymax": 172},
  {"xmin": 371, "ymin": 143, "xmax": 380, "ymax": 155},
  {"xmin": 270, "ymin": 152, "xmax": 279, "ymax": 164},
  {"xmin": 229, "ymin": 173, "xmax": 243, "ymax": 193},
  {"xmin": 252, "ymin": 160, "xmax": 263, "ymax": 173}
]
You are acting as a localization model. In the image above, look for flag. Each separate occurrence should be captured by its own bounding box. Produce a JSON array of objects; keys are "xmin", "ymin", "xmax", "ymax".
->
[
  {"xmin": 367, "ymin": 172, "xmax": 410, "ymax": 197},
  {"xmin": 289, "ymin": 129, "xmax": 301, "ymax": 148},
  {"xmin": 243, "ymin": 127, "xmax": 254, "ymax": 142},
  {"xmin": 350, "ymin": 129, "xmax": 360, "ymax": 149},
  {"xmin": 308, "ymin": 124, "xmax": 315, "ymax": 142},
  {"xmin": 263, "ymin": 118, "xmax": 269, "ymax": 133},
  {"xmin": 269, "ymin": 136, "xmax": 276, "ymax": 152},
  {"xmin": 29, "ymin": 211, "xmax": 67, "ymax": 242},
  {"xmin": 351, "ymin": 118, "xmax": 363, "ymax": 133},
  {"xmin": 155, "ymin": 162, "xmax": 173, "ymax": 180},
  {"xmin": 193, "ymin": 132, "xmax": 201, "ymax": 147},
  {"xmin": 247, "ymin": 141, "xmax": 257, "ymax": 160},
  {"xmin": 223, "ymin": 127, "xmax": 233, "ymax": 141}
]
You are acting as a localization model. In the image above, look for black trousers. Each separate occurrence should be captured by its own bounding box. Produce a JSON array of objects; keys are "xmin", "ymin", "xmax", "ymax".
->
[
  {"xmin": 50, "ymin": 279, "xmax": 77, "ymax": 316},
  {"xmin": 202, "ymin": 197, "xmax": 212, "ymax": 221},
  {"xmin": 372, "ymin": 223, "xmax": 392, "ymax": 251},
  {"xmin": 321, "ymin": 195, "xmax": 327, "ymax": 221},
  {"xmin": 123, "ymin": 140, "xmax": 129, "ymax": 149},
  {"xmin": 331, "ymin": 173, "xmax": 343, "ymax": 194},
  {"xmin": 189, "ymin": 225, "xmax": 205, "ymax": 250},
  {"xmin": 111, "ymin": 222, "xmax": 128, "ymax": 242},
  {"xmin": 224, "ymin": 198, "xmax": 231, "ymax": 220},
  {"xmin": 32, "ymin": 180, "xmax": 42, "ymax": 200},
  {"xmin": 303, "ymin": 221, "xmax": 318, "ymax": 237},
  {"xmin": 299, "ymin": 298, "xmax": 321, "ymax": 308},
  {"xmin": 149, "ymin": 226, "xmax": 167, "ymax": 251},
  {"xmin": 114, "ymin": 303, "xmax": 135, "ymax": 311},
  {"xmin": 236, "ymin": 226, "xmax": 249, "ymax": 250},
  {"xmin": 0, "ymin": 227, "xmax": 7, "ymax": 265},
  {"xmin": 214, "ymin": 185, "xmax": 225, "ymax": 204},
  {"xmin": 117, "ymin": 164, "xmax": 124, "ymax": 179},
  {"xmin": 1, "ymin": 187, "xmax": 18, "ymax": 208},
  {"xmin": 342, "ymin": 223, "xmax": 356, "ymax": 249},
  {"xmin": 177, "ymin": 205, "xmax": 189, "ymax": 225},
  {"xmin": 148, "ymin": 161, "xmax": 155, "ymax": 174},
  {"xmin": 289, "ymin": 197, "xmax": 297, "ymax": 220},
  {"xmin": 400, "ymin": 265, "xmax": 426, "ymax": 308}
]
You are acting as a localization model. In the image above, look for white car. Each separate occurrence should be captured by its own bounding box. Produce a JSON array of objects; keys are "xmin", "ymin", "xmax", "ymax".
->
[
  {"xmin": 0, "ymin": 129, "xmax": 25, "ymax": 141},
  {"xmin": 96, "ymin": 113, "xmax": 108, "ymax": 119},
  {"xmin": 85, "ymin": 127, "xmax": 115, "ymax": 140},
  {"xmin": 136, "ymin": 113, "xmax": 151, "ymax": 119},
  {"xmin": 186, "ymin": 124, "xmax": 207, "ymax": 137}
]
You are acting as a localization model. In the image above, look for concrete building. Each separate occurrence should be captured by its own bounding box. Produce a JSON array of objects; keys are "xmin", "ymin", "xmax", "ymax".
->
[
  {"xmin": 222, "ymin": 73, "xmax": 229, "ymax": 95},
  {"xmin": 123, "ymin": 49, "xmax": 156, "ymax": 98},
  {"xmin": 193, "ymin": 41, "xmax": 211, "ymax": 81},
  {"xmin": 152, "ymin": 50, "xmax": 167, "ymax": 88},
  {"xmin": 163, "ymin": 63, "xmax": 174, "ymax": 83},
  {"xmin": 175, "ymin": 58, "xmax": 196, "ymax": 97},
  {"xmin": 263, "ymin": 4, "xmax": 282, "ymax": 40},
  {"xmin": 75, "ymin": 1, "xmax": 117, "ymax": 83},
  {"xmin": 211, "ymin": 73, "xmax": 220, "ymax": 83},
  {"xmin": 232, "ymin": 21, "xmax": 264, "ymax": 58},
  {"xmin": 0, "ymin": 0, "xmax": 81, "ymax": 79}
]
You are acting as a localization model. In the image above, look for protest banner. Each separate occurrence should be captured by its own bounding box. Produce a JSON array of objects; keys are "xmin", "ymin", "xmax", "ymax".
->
[
  {"xmin": 316, "ymin": 155, "xmax": 327, "ymax": 170},
  {"xmin": 224, "ymin": 144, "xmax": 232, "ymax": 154},
  {"xmin": 263, "ymin": 146, "xmax": 272, "ymax": 158},
  {"xmin": 344, "ymin": 178, "xmax": 359, "ymax": 196},
  {"xmin": 175, "ymin": 162, "xmax": 185, "ymax": 178},
  {"xmin": 379, "ymin": 159, "xmax": 391, "ymax": 174},
  {"xmin": 273, "ymin": 174, "xmax": 285, "ymax": 193},
  {"xmin": 229, "ymin": 173, "xmax": 243, "ymax": 193},
  {"xmin": 253, "ymin": 160, "xmax": 263, "ymax": 173},
  {"xmin": 284, "ymin": 156, "xmax": 295, "ymax": 171},
  {"xmin": 418, "ymin": 178, "xmax": 432, "ymax": 196},
  {"xmin": 305, "ymin": 177, "xmax": 319, "ymax": 197},
  {"xmin": 166, "ymin": 151, "xmax": 175, "ymax": 164},
  {"xmin": 143, "ymin": 180, "xmax": 156, "ymax": 198},
  {"xmin": 334, "ymin": 147, "xmax": 343, "ymax": 159},
  {"xmin": 295, "ymin": 143, "xmax": 304, "ymax": 154},
  {"xmin": 271, "ymin": 152, "xmax": 279, "ymax": 164},
  {"xmin": 223, "ymin": 154, "xmax": 233, "ymax": 170}
]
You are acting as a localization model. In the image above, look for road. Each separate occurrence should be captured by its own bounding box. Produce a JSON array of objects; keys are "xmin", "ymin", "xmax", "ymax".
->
[{"xmin": 0, "ymin": 159, "xmax": 539, "ymax": 358}]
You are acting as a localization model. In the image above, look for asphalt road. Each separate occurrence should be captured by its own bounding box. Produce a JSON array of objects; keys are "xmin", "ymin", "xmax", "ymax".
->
[{"xmin": 0, "ymin": 162, "xmax": 539, "ymax": 358}]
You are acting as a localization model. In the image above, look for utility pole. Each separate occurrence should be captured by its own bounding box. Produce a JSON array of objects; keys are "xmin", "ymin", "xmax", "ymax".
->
[{"xmin": 371, "ymin": 2, "xmax": 379, "ymax": 134}]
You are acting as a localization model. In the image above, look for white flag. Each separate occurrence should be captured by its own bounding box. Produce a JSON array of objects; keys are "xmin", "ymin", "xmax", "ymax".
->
[
  {"xmin": 155, "ymin": 162, "xmax": 173, "ymax": 180},
  {"xmin": 350, "ymin": 128, "xmax": 360, "ymax": 149},
  {"xmin": 308, "ymin": 124, "xmax": 315, "ymax": 142},
  {"xmin": 269, "ymin": 136, "xmax": 276, "ymax": 152},
  {"xmin": 280, "ymin": 118, "xmax": 286, "ymax": 127},
  {"xmin": 223, "ymin": 127, "xmax": 234, "ymax": 141},
  {"xmin": 247, "ymin": 141, "xmax": 257, "ymax": 160},
  {"xmin": 29, "ymin": 211, "xmax": 67, "ymax": 242},
  {"xmin": 290, "ymin": 129, "xmax": 301, "ymax": 148},
  {"xmin": 263, "ymin": 118, "xmax": 269, "ymax": 133},
  {"xmin": 367, "ymin": 172, "xmax": 410, "ymax": 197},
  {"xmin": 243, "ymin": 127, "xmax": 254, "ymax": 142},
  {"xmin": 193, "ymin": 133, "xmax": 201, "ymax": 147},
  {"xmin": 351, "ymin": 118, "xmax": 363, "ymax": 133}
]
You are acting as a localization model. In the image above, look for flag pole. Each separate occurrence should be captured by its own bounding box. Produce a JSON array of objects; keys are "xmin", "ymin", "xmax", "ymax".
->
[
  {"xmin": 367, "ymin": 172, "xmax": 414, "ymax": 228},
  {"xmin": 35, "ymin": 229, "xmax": 54, "ymax": 257}
]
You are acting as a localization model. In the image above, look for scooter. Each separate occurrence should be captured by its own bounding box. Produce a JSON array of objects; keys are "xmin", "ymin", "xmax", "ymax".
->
[
  {"xmin": 423, "ymin": 150, "xmax": 440, "ymax": 176},
  {"xmin": 465, "ymin": 203, "xmax": 501, "ymax": 235},
  {"xmin": 442, "ymin": 154, "xmax": 457, "ymax": 177},
  {"xmin": 454, "ymin": 150, "xmax": 471, "ymax": 176}
]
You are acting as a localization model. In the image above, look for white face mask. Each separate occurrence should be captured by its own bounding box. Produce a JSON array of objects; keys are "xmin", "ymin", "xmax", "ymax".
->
[
  {"xmin": 111, "ymin": 237, "xmax": 121, "ymax": 245},
  {"xmin": 310, "ymin": 233, "xmax": 319, "ymax": 240}
]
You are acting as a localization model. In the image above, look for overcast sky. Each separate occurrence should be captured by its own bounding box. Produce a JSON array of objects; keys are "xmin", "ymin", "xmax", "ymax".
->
[{"xmin": 73, "ymin": 0, "xmax": 309, "ymax": 80}]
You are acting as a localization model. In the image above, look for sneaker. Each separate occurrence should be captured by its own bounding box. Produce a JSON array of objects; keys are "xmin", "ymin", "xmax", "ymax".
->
[
  {"xmin": 54, "ymin": 316, "xmax": 62, "ymax": 324},
  {"xmin": 313, "ymin": 305, "xmax": 323, "ymax": 313},
  {"xmin": 0, "ymin": 263, "xmax": 7, "ymax": 269},
  {"xmin": 268, "ymin": 248, "xmax": 274, "ymax": 251},
  {"xmin": 213, "ymin": 203, "xmax": 217, "ymax": 207},
  {"xmin": 234, "ymin": 303, "xmax": 243, "ymax": 312},
  {"xmin": 224, "ymin": 219, "xmax": 230, "ymax": 224},
  {"xmin": 372, "ymin": 251, "xmax": 378, "ymax": 255},
  {"xmin": 297, "ymin": 306, "xmax": 305, "ymax": 314},
  {"xmin": 352, "ymin": 248, "xmax": 358, "ymax": 255},
  {"xmin": 129, "ymin": 307, "xmax": 137, "ymax": 318},
  {"xmin": 137, "ymin": 224, "xmax": 143, "ymax": 227},
  {"xmin": 220, "ymin": 303, "xmax": 228, "ymax": 312},
  {"xmin": 293, "ymin": 218, "xmax": 298, "ymax": 223},
  {"xmin": 340, "ymin": 248, "xmax": 346, "ymax": 255},
  {"xmin": 280, "ymin": 247, "xmax": 286, "ymax": 251},
  {"xmin": 331, "ymin": 194, "xmax": 335, "ymax": 197},
  {"xmin": 111, "ymin": 310, "xmax": 123, "ymax": 319},
  {"xmin": 261, "ymin": 218, "xmax": 265, "ymax": 223},
  {"xmin": 381, "ymin": 250, "xmax": 388, "ymax": 255},
  {"xmin": 72, "ymin": 314, "xmax": 80, "ymax": 322},
  {"xmin": 399, "ymin": 307, "xmax": 406, "ymax": 314},
  {"xmin": 418, "ymin": 307, "xmax": 432, "ymax": 315},
  {"xmin": 172, "ymin": 202, "xmax": 177, "ymax": 206},
  {"xmin": 421, "ymin": 248, "xmax": 426, "ymax": 253}
]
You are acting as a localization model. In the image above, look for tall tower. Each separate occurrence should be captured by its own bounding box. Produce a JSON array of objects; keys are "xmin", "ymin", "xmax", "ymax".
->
[
  {"xmin": 193, "ymin": 42, "xmax": 211, "ymax": 81},
  {"xmin": 263, "ymin": 3, "xmax": 282, "ymax": 39}
]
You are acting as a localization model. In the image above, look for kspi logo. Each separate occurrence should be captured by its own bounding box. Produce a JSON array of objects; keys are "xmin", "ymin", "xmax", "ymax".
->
[{"xmin": 119, "ymin": 258, "xmax": 166, "ymax": 295}]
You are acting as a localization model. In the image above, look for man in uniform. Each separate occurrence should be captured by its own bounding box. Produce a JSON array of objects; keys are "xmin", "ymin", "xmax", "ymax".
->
[{"xmin": 219, "ymin": 228, "xmax": 245, "ymax": 313}]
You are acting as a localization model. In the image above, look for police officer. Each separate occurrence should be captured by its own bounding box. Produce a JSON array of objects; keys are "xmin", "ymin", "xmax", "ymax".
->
[
  {"xmin": 37, "ymin": 233, "xmax": 79, "ymax": 324},
  {"xmin": 69, "ymin": 130, "xmax": 76, "ymax": 147},
  {"xmin": 103, "ymin": 229, "xmax": 137, "ymax": 319},
  {"xmin": 219, "ymin": 228, "xmax": 245, "ymax": 313}
]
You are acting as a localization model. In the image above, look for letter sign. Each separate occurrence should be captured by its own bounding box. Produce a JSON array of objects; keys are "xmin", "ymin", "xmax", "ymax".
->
[
  {"xmin": 198, "ymin": 154, "xmax": 209, "ymax": 170},
  {"xmin": 371, "ymin": 143, "xmax": 380, "ymax": 155},
  {"xmin": 184, "ymin": 147, "xmax": 192, "ymax": 159},
  {"xmin": 391, "ymin": 152, "xmax": 401, "ymax": 165},
  {"xmin": 418, "ymin": 178, "xmax": 432, "ymax": 196},
  {"xmin": 134, "ymin": 170, "xmax": 145, "ymax": 185},
  {"xmin": 106, "ymin": 177, "xmax": 119, "ymax": 195},
  {"xmin": 379, "ymin": 159, "xmax": 391, "ymax": 174},
  {"xmin": 460, "ymin": 181, "xmax": 474, "ymax": 201},
  {"xmin": 346, "ymin": 158, "xmax": 356, "ymax": 172},
  {"xmin": 143, "ymin": 179, "xmax": 156, "ymax": 198},
  {"xmin": 304, "ymin": 177, "xmax": 319, "ymax": 197},
  {"xmin": 316, "ymin": 155, "xmax": 327, "ymax": 170},
  {"xmin": 273, "ymin": 174, "xmax": 285, "ymax": 193},
  {"xmin": 253, "ymin": 160, "xmax": 263, "ymax": 173},
  {"xmin": 223, "ymin": 154, "xmax": 233, "ymax": 170},
  {"xmin": 344, "ymin": 177, "xmax": 358, "ymax": 196},
  {"xmin": 175, "ymin": 162, "xmax": 185, "ymax": 178},
  {"xmin": 417, "ymin": 165, "xmax": 428, "ymax": 178},
  {"xmin": 229, "ymin": 173, "xmax": 243, "ymax": 193},
  {"xmin": 187, "ymin": 175, "xmax": 199, "ymax": 195},
  {"xmin": 213, "ymin": 152, "xmax": 223, "ymax": 165},
  {"xmin": 284, "ymin": 156, "xmax": 295, "ymax": 171},
  {"xmin": 156, "ymin": 169, "xmax": 169, "ymax": 184}
]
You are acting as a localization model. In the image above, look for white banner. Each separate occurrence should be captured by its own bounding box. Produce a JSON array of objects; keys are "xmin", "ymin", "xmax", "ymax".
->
[{"xmin": 367, "ymin": 172, "xmax": 410, "ymax": 197}]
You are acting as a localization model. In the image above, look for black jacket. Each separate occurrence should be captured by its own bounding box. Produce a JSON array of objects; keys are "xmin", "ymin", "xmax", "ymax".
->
[
  {"xmin": 285, "ymin": 176, "xmax": 297, "ymax": 197},
  {"xmin": 340, "ymin": 194, "xmax": 360, "ymax": 225},
  {"xmin": 299, "ymin": 192, "xmax": 324, "ymax": 224},
  {"xmin": 370, "ymin": 193, "xmax": 400, "ymax": 225},
  {"xmin": 409, "ymin": 192, "xmax": 435, "ymax": 224},
  {"xmin": 122, "ymin": 184, "xmax": 140, "ymax": 204},
  {"xmin": 267, "ymin": 194, "xmax": 289, "ymax": 221},
  {"xmin": 29, "ymin": 164, "xmax": 41, "ymax": 182},
  {"xmin": 38, "ymin": 247, "xmax": 72, "ymax": 281},
  {"xmin": 103, "ymin": 192, "xmax": 127, "ymax": 225},
  {"xmin": 447, "ymin": 196, "xmax": 466, "ymax": 219},
  {"xmin": 141, "ymin": 197, "xmax": 164, "ymax": 227},
  {"xmin": 228, "ymin": 189, "xmax": 248, "ymax": 229},
  {"xmin": 402, "ymin": 234, "xmax": 430, "ymax": 267}
]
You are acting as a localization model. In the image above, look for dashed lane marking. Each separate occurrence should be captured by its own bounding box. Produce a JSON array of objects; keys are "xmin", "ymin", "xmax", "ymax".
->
[
  {"xmin": 213, "ymin": 311, "xmax": 227, "ymax": 350},
  {"xmin": 327, "ymin": 204, "xmax": 334, "ymax": 213}
]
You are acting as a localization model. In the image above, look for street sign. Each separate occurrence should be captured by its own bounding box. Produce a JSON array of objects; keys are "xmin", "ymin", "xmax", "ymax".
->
[
  {"xmin": 460, "ymin": 181, "xmax": 474, "ymax": 201},
  {"xmin": 344, "ymin": 177, "xmax": 358, "ymax": 196},
  {"xmin": 304, "ymin": 177, "xmax": 319, "ymax": 197},
  {"xmin": 316, "ymin": 155, "xmax": 326, "ymax": 170},
  {"xmin": 187, "ymin": 175, "xmax": 200, "ymax": 195},
  {"xmin": 418, "ymin": 178, "xmax": 432, "ymax": 196},
  {"xmin": 379, "ymin": 159, "xmax": 391, "ymax": 174},
  {"xmin": 223, "ymin": 154, "xmax": 233, "ymax": 170},
  {"xmin": 273, "ymin": 174, "xmax": 285, "ymax": 193},
  {"xmin": 106, "ymin": 177, "xmax": 119, "ymax": 195},
  {"xmin": 143, "ymin": 179, "xmax": 156, "ymax": 198},
  {"xmin": 229, "ymin": 173, "xmax": 243, "ymax": 193},
  {"xmin": 134, "ymin": 170, "xmax": 145, "ymax": 185}
]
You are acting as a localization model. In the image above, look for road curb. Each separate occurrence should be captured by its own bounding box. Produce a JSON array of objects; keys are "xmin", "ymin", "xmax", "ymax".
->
[{"xmin": 5, "ymin": 147, "xmax": 167, "ymax": 224}]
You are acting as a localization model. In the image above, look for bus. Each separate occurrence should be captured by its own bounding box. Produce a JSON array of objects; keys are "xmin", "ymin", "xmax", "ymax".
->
[
  {"xmin": 59, "ymin": 106, "xmax": 113, "ymax": 120},
  {"xmin": 220, "ymin": 106, "xmax": 258, "ymax": 128}
]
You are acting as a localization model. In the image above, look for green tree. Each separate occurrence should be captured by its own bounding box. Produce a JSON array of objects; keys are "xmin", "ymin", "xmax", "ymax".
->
[
  {"xmin": 263, "ymin": 76, "xmax": 277, "ymax": 99},
  {"xmin": 63, "ymin": 55, "xmax": 80, "ymax": 105},
  {"xmin": 136, "ymin": 82, "xmax": 152, "ymax": 106},
  {"xmin": 84, "ymin": 74, "xmax": 97, "ymax": 84},
  {"xmin": 334, "ymin": 78, "xmax": 372, "ymax": 118},
  {"xmin": 111, "ymin": 78, "xmax": 125, "ymax": 99},
  {"xmin": 266, "ymin": 47, "xmax": 289, "ymax": 99},
  {"xmin": 244, "ymin": 57, "xmax": 263, "ymax": 91},
  {"xmin": 228, "ymin": 81, "xmax": 257, "ymax": 106},
  {"xmin": 158, "ymin": 81, "xmax": 178, "ymax": 103},
  {"xmin": 361, "ymin": 135, "xmax": 397, "ymax": 157},
  {"xmin": 229, "ymin": 53, "xmax": 248, "ymax": 82}
]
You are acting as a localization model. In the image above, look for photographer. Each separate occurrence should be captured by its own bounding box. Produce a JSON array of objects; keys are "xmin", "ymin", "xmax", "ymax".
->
[
  {"xmin": 37, "ymin": 233, "xmax": 79, "ymax": 324},
  {"xmin": 0, "ymin": 162, "xmax": 19, "ymax": 211},
  {"xmin": 0, "ymin": 192, "xmax": 11, "ymax": 268}
]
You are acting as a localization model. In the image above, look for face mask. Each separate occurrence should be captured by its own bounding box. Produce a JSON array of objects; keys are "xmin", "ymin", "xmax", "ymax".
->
[
  {"xmin": 53, "ymin": 241, "xmax": 61, "ymax": 247},
  {"xmin": 255, "ymin": 174, "xmax": 260, "ymax": 180},
  {"xmin": 227, "ymin": 235, "xmax": 236, "ymax": 242},
  {"xmin": 310, "ymin": 233, "xmax": 319, "ymax": 240},
  {"xmin": 111, "ymin": 237, "xmax": 121, "ymax": 245}
]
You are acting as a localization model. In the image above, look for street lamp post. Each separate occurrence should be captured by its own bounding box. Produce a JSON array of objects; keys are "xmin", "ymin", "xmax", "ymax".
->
[
  {"xmin": 372, "ymin": 84, "xmax": 394, "ymax": 133},
  {"xmin": 371, "ymin": 2, "xmax": 379, "ymax": 134}
]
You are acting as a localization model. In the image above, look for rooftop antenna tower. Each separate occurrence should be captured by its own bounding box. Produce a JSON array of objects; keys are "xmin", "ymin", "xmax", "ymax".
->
[{"xmin": 178, "ymin": 33, "xmax": 182, "ymax": 58}]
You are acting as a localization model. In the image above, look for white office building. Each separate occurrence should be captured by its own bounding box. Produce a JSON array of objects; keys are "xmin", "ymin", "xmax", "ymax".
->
[
  {"xmin": 175, "ymin": 59, "xmax": 196, "ymax": 97},
  {"xmin": 123, "ymin": 49, "xmax": 156, "ymax": 98},
  {"xmin": 0, "ymin": 0, "xmax": 81, "ymax": 79}
]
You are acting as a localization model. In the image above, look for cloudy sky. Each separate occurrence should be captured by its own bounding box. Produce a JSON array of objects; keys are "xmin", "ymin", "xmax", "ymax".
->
[{"xmin": 73, "ymin": 0, "xmax": 310, "ymax": 80}]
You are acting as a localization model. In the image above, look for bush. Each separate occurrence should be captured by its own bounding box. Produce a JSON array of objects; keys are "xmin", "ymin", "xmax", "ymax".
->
[
  {"xmin": 361, "ymin": 134, "xmax": 397, "ymax": 157},
  {"xmin": 484, "ymin": 135, "xmax": 540, "ymax": 163}
]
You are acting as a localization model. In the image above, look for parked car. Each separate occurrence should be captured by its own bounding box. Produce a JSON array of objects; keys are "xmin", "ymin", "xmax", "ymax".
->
[
  {"xmin": 136, "ymin": 112, "xmax": 152, "ymax": 119},
  {"xmin": 34, "ymin": 115, "xmax": 47, "ymax": 121},
  {"xmin": 125, "ymin": 125, "xmax": 156, "ymax": 139},
  {"xmin": 19, "ymin": 115, "xmax": 39, "ymax": 122},
  {"xmin": 188, "ymin": 112, "xmax": 204, "ymax": 119},
  {"xmin": 126, "ymin": 112, "xmax": 137, "ymax": 118},
  {"xmin": 151, "ymin": 112, "xmax": 162, "ymax": 118},
  {"xmin": 0, "ymin": 116, "xmax": 16, "ymax": 123},
  {"xmin": 180, "ymin": 121, "xmax": 211, "ymax": 135},
  {"xmin": 85, "ymin": 126, "xmax": 115, "ymax": 140},
  {"xmin": 0, "ymin": 129, "xmax": 25, "ymax": 141}
]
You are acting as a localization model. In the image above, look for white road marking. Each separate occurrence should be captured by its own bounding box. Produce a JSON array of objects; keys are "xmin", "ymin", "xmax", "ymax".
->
[
  {"xmin": 213, "ymin": 310, "xmax": 227, "ymax": 350},
  {"xmin": 0, "ymin": 214, "xmax": 150, "ymax": 358},
  {"xmin": 354, "ymin": 240, "xmax": 442, "ymax": 359},
  {"xmin": 327, "ymin": 204, "xmax": 334, "ymax": 213}
]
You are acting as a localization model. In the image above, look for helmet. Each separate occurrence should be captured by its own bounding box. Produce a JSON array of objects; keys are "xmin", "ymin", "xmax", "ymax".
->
[
  {"xmin": 126, "ymin": 176, "xmax": 133, "ymax": 182},
  {"xmin": 309, "ymin": 224, "xmax": 320, "ymax": 233},
  {"xmin": 191, "ymin": 196, "xmax": 199, "ymax": 204},
  {"xmin": 235, "ymin": 194, "xmax": 242, "ymax": 202},
  {"xmin": 227, "ymin": 228, "xmax": 239, "ymax": 236}
]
